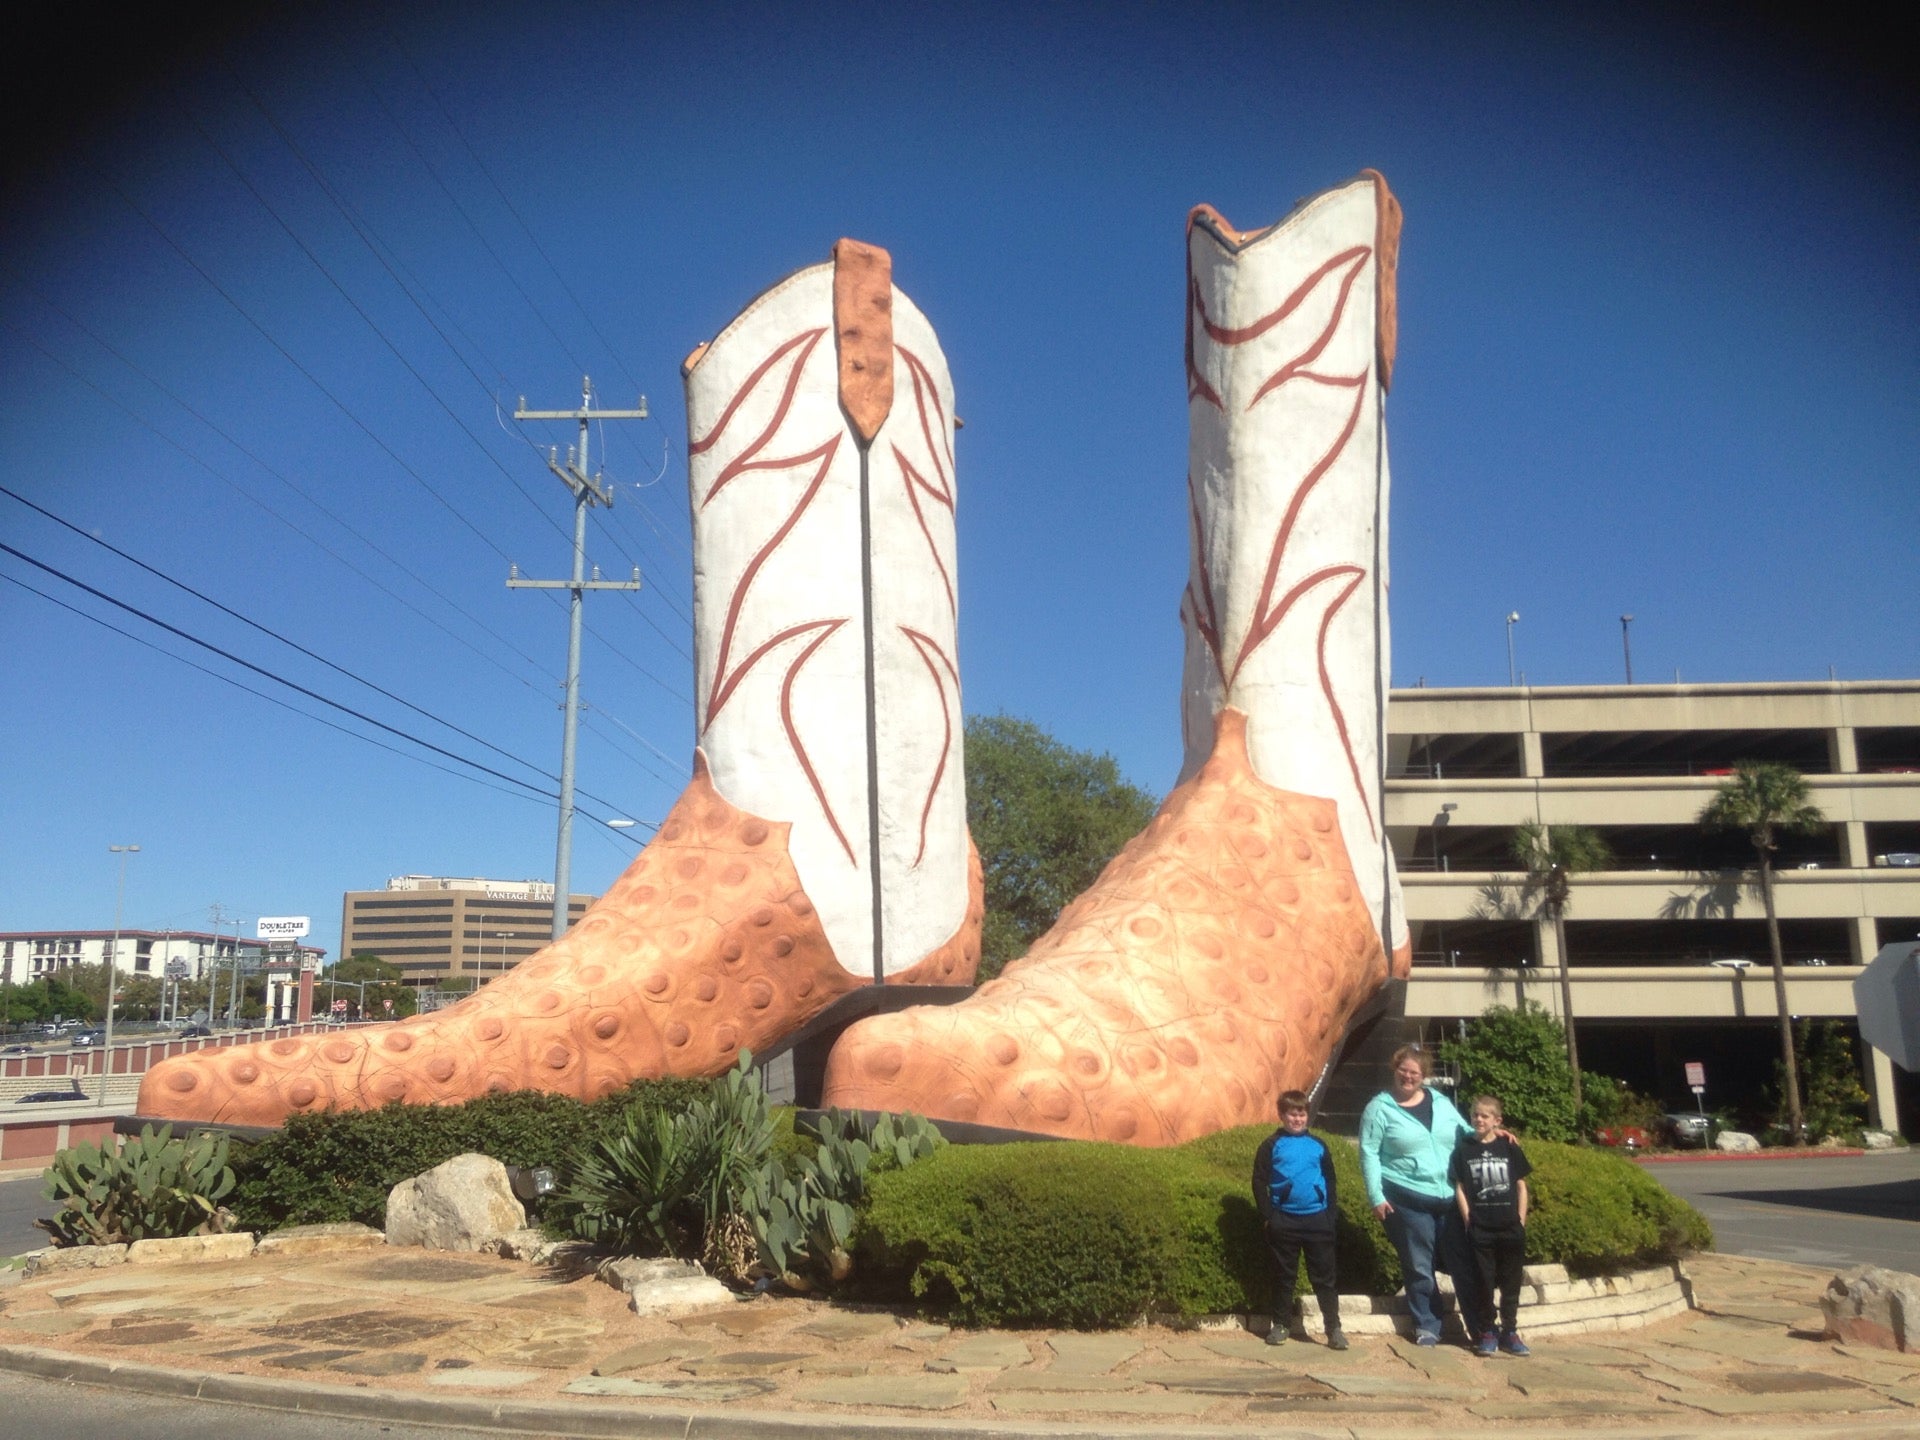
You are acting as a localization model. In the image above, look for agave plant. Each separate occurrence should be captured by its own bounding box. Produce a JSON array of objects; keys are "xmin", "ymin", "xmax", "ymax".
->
[{"xmin": 39, "ymin": 1124, "xmax": 235, "ymax": 1247}]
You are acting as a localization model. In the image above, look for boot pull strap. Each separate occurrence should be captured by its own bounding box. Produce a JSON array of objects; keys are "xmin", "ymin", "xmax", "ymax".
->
[{"xmin": 832, "ymin": 238, "xmax": 894, "ymax": 443}]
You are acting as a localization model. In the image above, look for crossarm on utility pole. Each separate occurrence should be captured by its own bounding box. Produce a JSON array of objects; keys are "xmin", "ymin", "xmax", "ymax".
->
[{"xmin": 510, "ymin": 377, "xmax": 652, "ymax": 940}]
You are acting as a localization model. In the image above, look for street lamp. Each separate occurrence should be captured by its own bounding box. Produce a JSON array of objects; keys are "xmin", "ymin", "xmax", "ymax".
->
[
  {"xmin": 102, "ymin": 844, "xmax": 140, "ymax": 1106},
  {"xmin": 1505, "ymin": 612, "xmax": 1521, "ymax": 687},
  {"xmin": 1620, "ymin": 614, "xmax": 1635, "ymax": 685},
  {"xmin": 495, "ymin": 932, "xmax": 513, "ymax": 983}
]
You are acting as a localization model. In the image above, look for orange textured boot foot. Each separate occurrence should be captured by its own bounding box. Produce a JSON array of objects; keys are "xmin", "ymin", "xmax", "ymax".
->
[
  {"xmin": 820, "ymin": 710, "xmax": 1390, "ymax": 1145},
  {"xmin": 139, "ymin": 757, "xmax": 981, "ymax": 1127}
]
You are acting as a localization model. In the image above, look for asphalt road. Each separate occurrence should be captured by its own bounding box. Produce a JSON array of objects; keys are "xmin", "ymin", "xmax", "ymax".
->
[
  {"xmin": 1, "ymin": 1170, "xmax": 50, "ymax": 1255},
  {"xmin": 1639, "ymin": 1149, "xmax": 1920, "ymax": 1273},
  {"xmin": 0, "ymin": 1370, "xmax": 500, "ymax": 1440}
]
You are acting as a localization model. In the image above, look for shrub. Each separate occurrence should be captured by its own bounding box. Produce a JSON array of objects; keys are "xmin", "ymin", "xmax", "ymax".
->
[
  {"xmin": 41, "ymin": 1124, "xmax": 235, "ymax": 1246},
  {"xmin": 860, "ymin": 1142, "xmax": 1186, "ymax": 1328},
  {"xmin": 1770, "ymin": 1021, "xmax": 1869, "ymax": 1144},
  {"xmin": 1583, "ymin": 1073, "xmax": 1668, "ymax": 1139},
  {"xmin": 1437, "ymin": 1003, "xmax": 1579, "ymax": 1141},
  {"xmin": 228, "ymin": 1076, "xmax": 707, "ymax": 1232},
  {"xmin": 1523, "ymin": 1140, "xmax": 1712, "ymax": 1271},
  {"xmin": 857, "ymin": 1127, "xmax": 1709, "ymax": 1326}
]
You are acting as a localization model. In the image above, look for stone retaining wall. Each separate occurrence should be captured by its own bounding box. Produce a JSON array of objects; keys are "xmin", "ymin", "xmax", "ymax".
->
[{"xmin": 1288, "ymin": 1260, "xmax": 1693, "ymax": 1338}]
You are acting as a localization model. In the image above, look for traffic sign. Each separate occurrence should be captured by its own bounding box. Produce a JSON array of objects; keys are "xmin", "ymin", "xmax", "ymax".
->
[
  {"xmin": 1856, "ymin": 943, "xmax": 1920, "ymax": 1071},
  {"xmin": 1684, "ymin": 1061, "xmax": 1706, "ymax": 1089}
]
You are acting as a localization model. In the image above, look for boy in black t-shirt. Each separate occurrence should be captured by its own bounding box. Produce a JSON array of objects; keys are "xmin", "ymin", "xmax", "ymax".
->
[{"xmin": 1450, "ymin": 1093, "xmax": 1534, "ymax": 1357}]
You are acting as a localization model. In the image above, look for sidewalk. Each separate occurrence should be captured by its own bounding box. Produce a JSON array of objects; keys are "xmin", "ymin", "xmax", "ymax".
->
[{"xmin": 1, "ymin": 1244, "xmax": 1915, "ymax": 1438}]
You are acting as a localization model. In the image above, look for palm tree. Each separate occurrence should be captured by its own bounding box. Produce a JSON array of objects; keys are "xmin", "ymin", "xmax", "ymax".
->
[
  {"xmin": 1509, "ymin": 821, "xmax": 1613, "ymax": 1114},
  {"xmin": 1699, "ymin": 762, "xmax": 1826, "ymax": 1144}
]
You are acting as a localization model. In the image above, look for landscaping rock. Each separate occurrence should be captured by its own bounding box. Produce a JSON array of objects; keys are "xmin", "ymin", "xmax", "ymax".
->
[
  {"xmin": 1715, "ymin": 1130, "xmax": 1761, "ymax": 1153},
  {"xmin": 485, "ymin": 1227, "xmax": 569, "ymax": 1264},
  {"xmin": 1864, "ymin": 1130, "xmax": 1897, "ymax": 1149},
  {"xmin": 597, "ymin": 1256, "xmax": 732, "ymax": 1315},
  {"xmin": 385, "ymin": 1153, "xmax": 525, "ymax": 1252},
  {"xmin": 1822, "ymin": 1265, "xmax": 1920, "ymax": 1352},
  {"xmin": 22, "ymin": 1245, "xmax": 128, "ymax": 1278},
  {"xmin": 126, "ymin": 1233, "xmax": 256, "ymax": 1265},
  {"xmin": 255, "ymin": 1223, "xmax": 385, "ymax": 1257}
]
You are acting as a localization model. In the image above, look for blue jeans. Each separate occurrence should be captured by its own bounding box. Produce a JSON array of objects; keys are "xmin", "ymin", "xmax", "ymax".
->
[{"xmin": 1383, "ymin": 1191, "xmax": 1472, "ymax": 1337}]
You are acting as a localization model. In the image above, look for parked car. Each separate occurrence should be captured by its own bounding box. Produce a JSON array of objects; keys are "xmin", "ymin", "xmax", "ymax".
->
[
  {"xmin": 1664, "ymin": 1112, "xmax": 1712, "ymax": 1148},
  {"xmin": 15, "ymin": 1087, "xmax": 86, "ymax": 1105},
  {"xmin": 180, "ymin": 1025, "xmax": 214, "ymax": 1038},
  {"xmin": 1879, "ymin": 853, "xmax": 1920, "ymax": 868}
]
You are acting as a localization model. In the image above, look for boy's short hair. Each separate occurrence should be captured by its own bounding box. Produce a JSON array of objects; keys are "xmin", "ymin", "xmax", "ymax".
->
[
  {"xmin": 1470, "ymin": 1094, "xmax": 1505, "ymax": 1119},
  {"xmin": 1276, "ymin": 1089, "xmax": 1311, "ymax": 1115}
]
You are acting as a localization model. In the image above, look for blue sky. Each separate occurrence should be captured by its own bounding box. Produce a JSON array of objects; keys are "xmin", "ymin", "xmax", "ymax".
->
[{"xmin": 2, "ymin": 3, "xmax": 1913, "ymax": 965}]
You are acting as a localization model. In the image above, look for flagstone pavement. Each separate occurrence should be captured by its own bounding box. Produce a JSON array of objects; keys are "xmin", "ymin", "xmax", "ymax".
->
[{"xmin": 2, "ymin": 1245, "xmax": 1917, "ymax": 1437}]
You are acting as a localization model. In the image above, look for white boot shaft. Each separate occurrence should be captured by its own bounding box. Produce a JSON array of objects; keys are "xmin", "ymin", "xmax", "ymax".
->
[
  {"xmin": 1179, "ymin": 172, "xmax": 1409, "ymax": 958},
  {"xmin": 683, "ymin": 242, "xmax": 967, "ymax": 980}
]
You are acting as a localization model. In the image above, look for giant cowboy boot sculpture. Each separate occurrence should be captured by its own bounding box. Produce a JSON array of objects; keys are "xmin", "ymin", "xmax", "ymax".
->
[
  {"xmin": 823, "ymin": 173, "xmax": 1410, "ymax": 1145},
  {"xmin": 140, "ymin": 240, "xmax": 980, "ymax": 1126}
]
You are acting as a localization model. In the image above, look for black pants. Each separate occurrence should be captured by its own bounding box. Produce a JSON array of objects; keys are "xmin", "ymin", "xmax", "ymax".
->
[
  {"xmin": 1465, "ymin": 1223, "xmax": 1527, "ymax": 1336},
  {"xmin": 1266, "ymin": 1215, "xmax": 1340, "ymax": 1330}
]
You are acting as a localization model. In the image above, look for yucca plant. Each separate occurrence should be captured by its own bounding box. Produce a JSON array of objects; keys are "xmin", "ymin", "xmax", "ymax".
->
[{"xmin": 39, "ymin": 1124, "xmax": 235, "ymax": 1247}]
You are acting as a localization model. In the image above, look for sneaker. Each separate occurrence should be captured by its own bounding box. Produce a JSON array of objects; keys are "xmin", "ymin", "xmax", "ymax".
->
[
  {"xmin": 1501, "ymin": 1331, "xmax": 1531, "ymax": 1357},
  {"xmin": 1475, "ymin": 1331, "xmax": 1499, "ymax": 1357},
  {"xmin": 1414, "ymin": 1330, "xmax": 1439, "ymax": 1347},
  {"xmin": 1264, "ymin": 1326, "xmax": 1289, "ymax": 1346},
  {"xmin": 1326, "ymin": 1330, "xmax": 1350, "ymax": 1351}
]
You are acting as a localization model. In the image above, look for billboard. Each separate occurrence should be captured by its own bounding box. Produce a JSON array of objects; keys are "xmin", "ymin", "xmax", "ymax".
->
[{"xmin": 257, "ymin": 916, "xmax": 311, "ymax": 940}]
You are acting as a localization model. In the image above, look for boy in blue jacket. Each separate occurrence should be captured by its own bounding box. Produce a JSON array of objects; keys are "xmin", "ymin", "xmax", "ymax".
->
[{"xmin": 1253, "ymin": 1090, "xmax": 1347, "ymax": 1348}]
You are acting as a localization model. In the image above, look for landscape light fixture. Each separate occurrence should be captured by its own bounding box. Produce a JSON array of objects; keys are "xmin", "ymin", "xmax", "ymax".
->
[
  {"xmin": 1620, "ymin": 614, "xmax": 1635, "ymax": 684},
  {"xmin": 1505, "ymin": 612, "xmax": 1521, "ymax": 687}
]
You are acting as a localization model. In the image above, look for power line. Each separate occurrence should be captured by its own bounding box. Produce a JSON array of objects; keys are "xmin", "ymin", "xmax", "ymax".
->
[
  {"xmin": 78, "ymin": 151, "xmax": 522, "ymax": 567},
  {"xmin": 0, "ymin": 540, "xmax": 645, "ymax": 811},
  {"xmin": 0, "ymin": 482, "xmax": 563, "ymax": 786},
  {"xmin": 0, "ymin": 570, "xmax": 578, "ymax": 815},
  {"xmin": 205, "ymin": 73, "xmax": 699, "ymax": 674},
  {"xmin": 0, "ymin": 307, "xmax": 556, "ymax": 689},
  {"xmin": 184, "ymin": 91, "xmax": 575, "ymax": 551}
]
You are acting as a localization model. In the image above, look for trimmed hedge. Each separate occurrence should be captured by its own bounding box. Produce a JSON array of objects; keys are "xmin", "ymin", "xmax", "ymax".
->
[
  {"xmin": 228, "ymin": 1077, "xmax": 706, "ymax": 1232},
  {"xmin": 858, "ymin": 1127, "xmax": 1710, "ymax": 1328}
]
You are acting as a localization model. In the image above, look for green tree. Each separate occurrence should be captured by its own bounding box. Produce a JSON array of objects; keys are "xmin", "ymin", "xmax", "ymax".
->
[
  {"xmin": 1435, "ymin": 1003, "xmax": 1579, "ymax": 1142},
  {"xmin": 321, "ymin": 953, "xmax": 416, "ymax": 1020},
  {"xmin": 1699, "ymin": 762, "xmax": 1825, "ymax": 1145},
  {"xmin": 964, "ymin": 714, "xmax": 1158, "ymax": 980},
  {"xmin": 1508, "ymin": 821, "xmax": 1613, "ymax": 1114}
]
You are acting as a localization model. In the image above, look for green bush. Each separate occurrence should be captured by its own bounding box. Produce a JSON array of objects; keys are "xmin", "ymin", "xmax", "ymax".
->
[
  {"xmin": 1524, "ymin": 1139, "xmax": 1713, "ymax": 1271},
  {"xmin": 228, "ymin": 1076, "xmax": 706, "ymax": 1232},
  {"xmin": 1438, "ymin": 1003, "xmax": 1579, "ymax": 1141},
  {"xmin": 41, "ymin": 1124, "xmax": 235, "ymax": 1246},
  {"xmin": 857, "ymin": 1127, "xmax": 1709, "ymax": 1327},
  {"xmin": 859, "ymin": 1142, "xmax": 1185, "ymax": 1327},
  {"xmin": 1770, "ymin": 1021, "xmax": 1870, "ymax": 1144}
]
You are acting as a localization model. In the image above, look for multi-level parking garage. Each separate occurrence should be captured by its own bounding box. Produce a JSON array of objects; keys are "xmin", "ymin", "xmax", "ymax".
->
[{"xmin": 1386, "ymin": 680, "xmax": 1920, "ymax": 1132}]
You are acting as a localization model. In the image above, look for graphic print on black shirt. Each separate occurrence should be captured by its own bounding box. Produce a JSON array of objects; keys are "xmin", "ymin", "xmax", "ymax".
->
[{"xmin": 1449, "ymin": 1135, "xmax": 1533, "ymax": 1231}]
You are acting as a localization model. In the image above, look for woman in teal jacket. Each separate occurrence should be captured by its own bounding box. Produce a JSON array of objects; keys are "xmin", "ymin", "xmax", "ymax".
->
[{"xmin": 1358, "ymin": 1044, "xmax": 1476, "ymax": 1345}]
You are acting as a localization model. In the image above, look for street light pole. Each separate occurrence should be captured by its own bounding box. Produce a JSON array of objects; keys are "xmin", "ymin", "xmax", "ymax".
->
[
  {"xmin": 102, "ymin": 844, "xmax": 139, "ymax": 1106},
  {"xmin": 1620, "ymin": 614, "xmax": 1635, "ymax": 685},
  {"xmin": 1505, "ymin": 612, "xmax": 1521, "ymax": 687}
]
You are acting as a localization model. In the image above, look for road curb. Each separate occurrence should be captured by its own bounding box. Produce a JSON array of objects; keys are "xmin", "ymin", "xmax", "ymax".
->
[{"xmin": 0, "ymin": 1340, "xmax": 1909, "ymax": 1440}]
